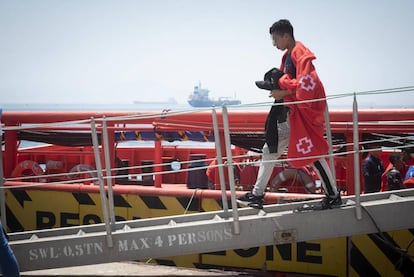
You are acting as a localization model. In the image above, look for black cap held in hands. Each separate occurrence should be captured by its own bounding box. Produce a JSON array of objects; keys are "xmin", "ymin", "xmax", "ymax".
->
[{"xmin": 255, "ymin": 68, "xmax": 284, "ymax": 91}]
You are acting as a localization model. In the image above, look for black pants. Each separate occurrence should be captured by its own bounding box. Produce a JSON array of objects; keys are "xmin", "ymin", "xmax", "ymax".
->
[{"xmin": 312, "ymin": 158, "xmax": 339, "ymax": 197}]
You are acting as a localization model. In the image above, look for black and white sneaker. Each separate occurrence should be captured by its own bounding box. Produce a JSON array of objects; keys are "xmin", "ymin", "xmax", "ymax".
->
[
  {"xmin": 296, "ymin": 195, "xmax": 342, "ymax": 211},
  {"xmin": 237, "ymin": 192, "xmax": 264, "ymax": 209},
  {"xmin": 315, "ymin": 195, "xmax": 342, "ymax": 210}
]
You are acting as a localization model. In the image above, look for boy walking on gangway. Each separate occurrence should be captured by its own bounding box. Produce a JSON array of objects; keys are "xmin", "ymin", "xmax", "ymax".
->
[{"xmin": 238, "ymin": 19, "xmax": 341, "ymax": 210}]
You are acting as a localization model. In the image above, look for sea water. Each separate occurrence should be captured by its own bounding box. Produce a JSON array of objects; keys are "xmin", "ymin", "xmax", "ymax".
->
[{"xmin": 0, "ymin": 102, "xmax": 192, "ymax": 112}]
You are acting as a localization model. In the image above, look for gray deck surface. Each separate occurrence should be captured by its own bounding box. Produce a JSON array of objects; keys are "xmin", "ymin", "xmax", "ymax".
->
[{"xmin": 20, "ymin": 261, "xmax": 259, "ymax": 276}]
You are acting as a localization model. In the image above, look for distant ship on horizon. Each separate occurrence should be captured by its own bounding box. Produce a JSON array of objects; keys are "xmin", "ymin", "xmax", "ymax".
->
[{"xmin": 187, "ymin": 83, "xmax": 241, "ymax": 107}]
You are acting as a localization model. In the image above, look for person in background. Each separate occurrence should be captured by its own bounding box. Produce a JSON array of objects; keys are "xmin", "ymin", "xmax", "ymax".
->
[
  {"xmin": 401, "ymin": 148, "xmax": 414, "ymax": 166},
  {"xmin": 403, "ymin": 165, "xmax": 414, "ymax": 188},
  {"xmin": 401, "ymin": 148, "xmax": 414, "ymax": 188},
  {"xmin": 206, "ymin": 160, "xmax": 241, "ymax": 190},
  {"xmin": 362, "ymin": 144, "xmax": 384, "ymax": 193},
  {"xmin": 0, "ymin": 222, "xmax": 20, "ymax": 277},
  {"xmin": 381, "ymin": 152, "xmax": 405, "ymax": 191}
]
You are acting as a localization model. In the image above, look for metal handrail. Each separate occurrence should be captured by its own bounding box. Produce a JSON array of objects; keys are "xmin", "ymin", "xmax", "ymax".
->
[
  {"xmin": 221, "ymin": 106, "xmax": 240, "ymax": 235},
  {"xmin": 353, "ymin": 94, "xmax": 362, "ymax": 220},
  {"xmin": 102, "ymin": 117, "xmax": 116, "ymax": 225},
  {"xmin": 211, "ymin": 108, "xmax": 228, "ymax": 212},
  {"xmin": 91, "ymin": 117, "xmax": 113, "ymax": 247},
  {"xmin": 0, "ymin": 132, "xmax": 6, "ymax": 228}
]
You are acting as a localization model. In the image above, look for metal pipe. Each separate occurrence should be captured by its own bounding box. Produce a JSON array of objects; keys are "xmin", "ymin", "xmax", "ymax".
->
[
  {"xmin": 211, "ymin": 108, "xmax": 228, "ymax": 212},
  {"xmin": 324, "ymin": 106, "xmax": 337, "ymax": 182},
  {"xmin": 154, "ymin": 140, "xmax": 162, "ymax": 188},
  {"xmin": 102, "ymin": 117, "xmax": 116, "ymax": 226},
  {"xmin": 90, "ymin": 117, "xmax": 113, "ymax": 247},
  {"xmin": 221, "ymin": 106, "xmax": 240, "ymax": 235},
  {"xmin": 4, "ymin": 109, "xmax": 414, "ymax": 128},
  {"xmin": 352, "ymin": 94, "xmax": 362, "ymax": 220}
]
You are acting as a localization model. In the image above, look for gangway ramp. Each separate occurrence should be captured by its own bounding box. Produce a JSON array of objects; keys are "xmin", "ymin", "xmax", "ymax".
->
[{"xmin": 9, "ymin": 189, "xmax": 414, "ymax": 272}]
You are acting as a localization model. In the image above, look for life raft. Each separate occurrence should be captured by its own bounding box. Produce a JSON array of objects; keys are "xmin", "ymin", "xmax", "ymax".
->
[
  {"xmin": 269, "ymin": 167, "xmax": 317, "ymax": 194},
  {"xmin": 68, "ymin": 164, "xmax": 98, "ymax": 185},
  {"xmin": 238, "ymin": 162, "xmax": 317, "ymax": 194},
  {"xmin": 11, "ymin": 160, "xmax": 45, "ymax": 182}
]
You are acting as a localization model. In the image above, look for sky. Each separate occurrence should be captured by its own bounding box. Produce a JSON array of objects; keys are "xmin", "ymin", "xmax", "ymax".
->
[{"xmin": 1, "ymin": 0, "xmax": 414, "ymax": 108}]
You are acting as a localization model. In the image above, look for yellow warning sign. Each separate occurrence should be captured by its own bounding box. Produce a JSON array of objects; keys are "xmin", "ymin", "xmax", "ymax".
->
[
  {"xmin": 6, "ymin": 189, "xmax": 79, "ymax": 231},
  {"xmin": 6, "ymin": 187, "xmax": 414, "ymax": 276},
  {"xmin": 202, "ymin": 238, "xmax": 347, "ymax": 277},
  {"xmin": 349, "ymin": 229, "xmax": 414, "ymax": 277}
]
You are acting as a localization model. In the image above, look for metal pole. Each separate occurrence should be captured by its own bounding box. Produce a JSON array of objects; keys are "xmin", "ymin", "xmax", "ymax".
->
[
  {"xmin": 211, "ymin": 108, "xmax": 228, "ymax": 212},
  {"xmin": 352, "ymin": 94, "xmax": 362, "ymax": 220},
  {"xmin": 221, "ymin": 106, "xmax": 240, "ymax": 235},
  {"xmin": 90, "ymin": 117, "xmax": 113, "ymax": 247},
  {"xmin": 324, "ymin": 106, "xmax": 336, "ymax": 182},
  {"xmin": 102, "ymin": 117, "xmax": 116, "ymax": 226},
  {"xmin": 0, "ymin": 127, "xmax": 6, "ymax": 228}
]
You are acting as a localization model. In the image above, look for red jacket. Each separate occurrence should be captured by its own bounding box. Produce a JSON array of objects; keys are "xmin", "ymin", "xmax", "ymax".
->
[{"xmin": 278, "ymin": 41, "xmax": 328, "ymax": 167}]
